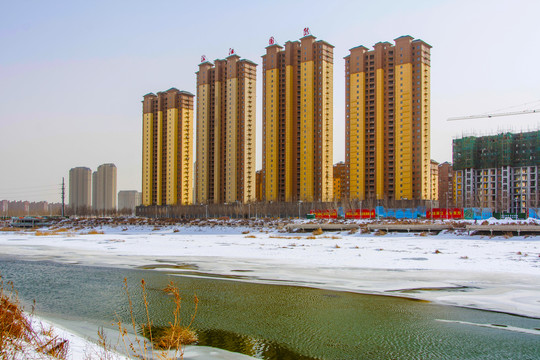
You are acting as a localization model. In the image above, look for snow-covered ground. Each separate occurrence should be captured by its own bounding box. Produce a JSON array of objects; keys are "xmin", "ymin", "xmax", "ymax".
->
[
  {"xmin": 1, "ymin": 219, "xmax": 539, "ymax": 358},
  {"xmin": 25, "ymin": 315, "xmax": 257, "ymax": 360}
]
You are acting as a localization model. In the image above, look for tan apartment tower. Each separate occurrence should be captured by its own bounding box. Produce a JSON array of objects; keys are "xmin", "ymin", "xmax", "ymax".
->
[
  {"xmin": 438, "ymin": 162, "xmax": 453, "ymax": 207},
  {"xmin": 345, "ymin": 36, "xmax": 431, "ymax": 201},
  {"xmin": 333, "ymin": 162, "xmax": 347, "ymax": 201},
  {"xmin": 196, "ymin": 51, "xmax": 257, "ymax": 204},
  {"xmin": 69, "ymin": 167, "xmax": 92, "ymax": 214},
  {"xmin": 142, "ymin": 88, "xmax": 194, "ymax": 206},
  {"xmin": 93, "ymin": 163, "xmax": 117, "ymax": 212},
  {"xmin": 262, "ymin": 29, "xmax": 334, "ymax": 202}
]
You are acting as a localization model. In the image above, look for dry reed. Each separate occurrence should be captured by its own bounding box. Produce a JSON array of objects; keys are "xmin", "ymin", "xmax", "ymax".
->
[
  {"xmin": 0, "ymin": 277, "xmax": 69, "ymax": 359},
  {"xmin": 116, "ymin": 278, "xmax": 198, "ymax": 360}
]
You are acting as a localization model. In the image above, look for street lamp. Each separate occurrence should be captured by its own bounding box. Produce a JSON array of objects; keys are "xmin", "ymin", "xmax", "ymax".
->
[{"xmin": 298, "ymin": 200, "xmax": 302, "ymax": 219}]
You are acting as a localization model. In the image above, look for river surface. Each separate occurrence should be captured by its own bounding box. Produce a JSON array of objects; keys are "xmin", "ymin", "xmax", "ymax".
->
[{"xmin": 1, "ymin": 257, "xmax": 539, "ymax": 359}]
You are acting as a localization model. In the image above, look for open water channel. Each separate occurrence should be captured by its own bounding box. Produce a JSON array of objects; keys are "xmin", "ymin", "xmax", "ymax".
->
[{"xmin": 1, "ymin": 257, "xmax": 539, "ymax": 359}]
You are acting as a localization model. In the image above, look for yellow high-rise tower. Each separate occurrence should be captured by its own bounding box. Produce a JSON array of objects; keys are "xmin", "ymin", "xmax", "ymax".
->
[
  {"xmin": 262, "ymin": 29, "xmax": 334, "ymax": 202},
  {"xmin": 195, "ymin": 51, "xmax": 257, "ymax": 204},
  {"xmin": 142, "ymin": 88, "xmax": 194, "ymax": 206},
  {"xmin": 345, "ymin": 36, "xmax": 431, "ymax": 201}
]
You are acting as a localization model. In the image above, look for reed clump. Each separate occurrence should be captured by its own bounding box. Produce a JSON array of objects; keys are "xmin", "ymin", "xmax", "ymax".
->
[
  {"xmin": 85, "ymin": 230, "xmax": 104, "ymax": 235},
  {"xmin": 117, "ymin": 278, "xmax": 198, "ymax": 360},
  {"xmin": 0, "ymin": 227, "xmax": 22, "ymax": 232},
  {"xmin": 35, "ymin": 228, "xmax": 70, "ymax": 236}
]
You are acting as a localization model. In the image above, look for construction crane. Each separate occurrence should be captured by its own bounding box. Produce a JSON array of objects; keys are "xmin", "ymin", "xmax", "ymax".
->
[{"xmin": 447, "ymin": 108, "xmax": 540, "ymax": 121}]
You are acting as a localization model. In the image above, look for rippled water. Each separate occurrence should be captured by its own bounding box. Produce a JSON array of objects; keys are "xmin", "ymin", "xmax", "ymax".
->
[{"xmin": 1, "ymin": 257, "xmax": 539, "ymax": 359}]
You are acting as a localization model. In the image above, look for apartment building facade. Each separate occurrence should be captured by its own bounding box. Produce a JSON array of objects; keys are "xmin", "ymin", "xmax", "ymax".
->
[
  {"xmin": 438, "ymin": 162, "xmax": 453, "ymax": 207},
  {"xmin": 345, "ymin": 36, "xmax": 431, "ymax": 201},
  {"xmin": 262, "ymin": 29, "xmax": 334, "ymax": 202},
  {"xmin": 195, "ymin": 51, "xmax": 257, "ymax": 204},
  {"xmin": 118, "ymin": 190, "xmax": 142, "ymax": 213},
  {"xmin": 69, "ymin": 167, "xmax": 92, "ymax": 213},
  {"xmin": 430, "ymin": 159, "xmax": 439, "ymax": 201},
  {"xmin": 333, "ymin": 162, "xmax": 347, "ymax": 202},
  {"xmin": 142, "ymin": 88, "xmax": 194, "ymax": 206},
  {"xmin": 93, "ymin": 163, "xmax": 117, "ymax": 212},
  {"xmin": 453, "ymin": 130, "xmax": 540, "ymax": 212}
]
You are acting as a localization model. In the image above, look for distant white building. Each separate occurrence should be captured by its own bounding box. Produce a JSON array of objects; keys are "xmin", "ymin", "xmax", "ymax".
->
[
  {"xmin": 93, "ymin": 164, "xmax": 117, "ymax": 212},
  {"xmin": 118, "ymin": 190, "xmax": 141, "ymax": 214},
  {"xmin": 69, "ymin": 167, "xmax": 92, "ymax": 214}
]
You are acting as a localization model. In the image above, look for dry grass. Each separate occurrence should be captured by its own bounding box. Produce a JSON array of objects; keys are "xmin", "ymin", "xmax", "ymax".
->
[
  {"xmin": 374, "ymin": 230, "xmax": 387, "ymax": 236},
  {"xmin": 0, "ymin": 277, "xmax": 69, "ymax": 359},
  {"xmin": 86, "ymin": 230, "xmax": 104, "ymax": 235},
  {"xmin": 244, "ymin": 235, "xmax": 256, "ymax": 238},
  {"xmin": 0, "ymin": 227, "xmax": 23, "ymax": 232},
  {"xmin": 116, "ymin": 279, "xmax": 198, "ymax": 360},
  {"xmin": 312, "ymin": 228, "xmax": 323, "ymax": 236},
  {"xmin": 35, "ymin": 228, "xmax": 70, "ymax": 236}
]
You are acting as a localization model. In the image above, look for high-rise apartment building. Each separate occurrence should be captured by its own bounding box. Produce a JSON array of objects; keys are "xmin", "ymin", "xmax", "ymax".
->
[
  {"xmin": 118, "ymin": 190, "xmax": 142, "ymax": 213},
  {"xmin": 196, "ymin": 51, "xmax": 257, "ymax": 204},
  {"xmin": 430, "ymin": 160, "xmax": 439, "ymax": 201},
  {"xmin": 255, "ymin": 170, "xmax": 263, "ymax": 202},
  {"xmin": 333, "ymin": 162, "xmax": 347, "ymax": 201},
  {"xmin": 262, "ymin": 29, "xmax": 334, "ymax": 202},
  {"xmin": 93, "ymin": 163, "xmax": 117, "ymax": 212},
  {"xmin": 142, "ymin": 88, "xmax": 194, "ymax": 206},
  {"xmin": 438, "ymin": 162, "xmax": 453, "ymax": 207},
  {"xmin": 453, "ymin": 130, "xmax": 540, "ymax": 212},
  {"xmin": 69, "ymin": 167, "xmax": 92, "ymax": 213},
  {"xmin": 345, "ymin": 36, "xmax": 431, "ymax": 201},
  {"xmin": 0, "ymin": 200, "xmax": 8, "ymax": 216}
]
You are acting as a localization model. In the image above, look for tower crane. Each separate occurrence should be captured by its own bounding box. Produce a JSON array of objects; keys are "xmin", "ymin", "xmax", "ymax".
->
[{"xmin": 447, "ymin": 108, "xmax": 540, "ymax": 121}]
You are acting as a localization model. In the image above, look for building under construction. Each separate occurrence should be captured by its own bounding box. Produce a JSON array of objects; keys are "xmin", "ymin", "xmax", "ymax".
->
[{"xmin": 453, "ymin": 130, "xmax": 540, "ymax": 212}]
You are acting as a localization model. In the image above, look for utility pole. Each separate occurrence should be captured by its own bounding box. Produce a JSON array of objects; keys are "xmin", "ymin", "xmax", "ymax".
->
[{"xmin": 61, "ymin": 177, "xmax": 65, "ymax": 217}]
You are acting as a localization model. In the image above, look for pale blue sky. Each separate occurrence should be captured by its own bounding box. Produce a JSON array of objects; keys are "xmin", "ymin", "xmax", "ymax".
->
[{"xmin": 1, "ymin": 0, "xmax": 539, "ymax": 202}]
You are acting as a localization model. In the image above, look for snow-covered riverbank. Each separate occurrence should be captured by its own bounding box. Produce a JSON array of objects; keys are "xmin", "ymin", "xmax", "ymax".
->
[{"xmin": 2, "ymin": 219, "xmax": 539, "ymax": 319}]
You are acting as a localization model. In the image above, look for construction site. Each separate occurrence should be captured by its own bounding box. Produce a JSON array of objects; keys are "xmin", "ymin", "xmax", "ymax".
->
[{"xmin": 452, "ymin": 129, "xmax": 540, "ymax": 212}]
